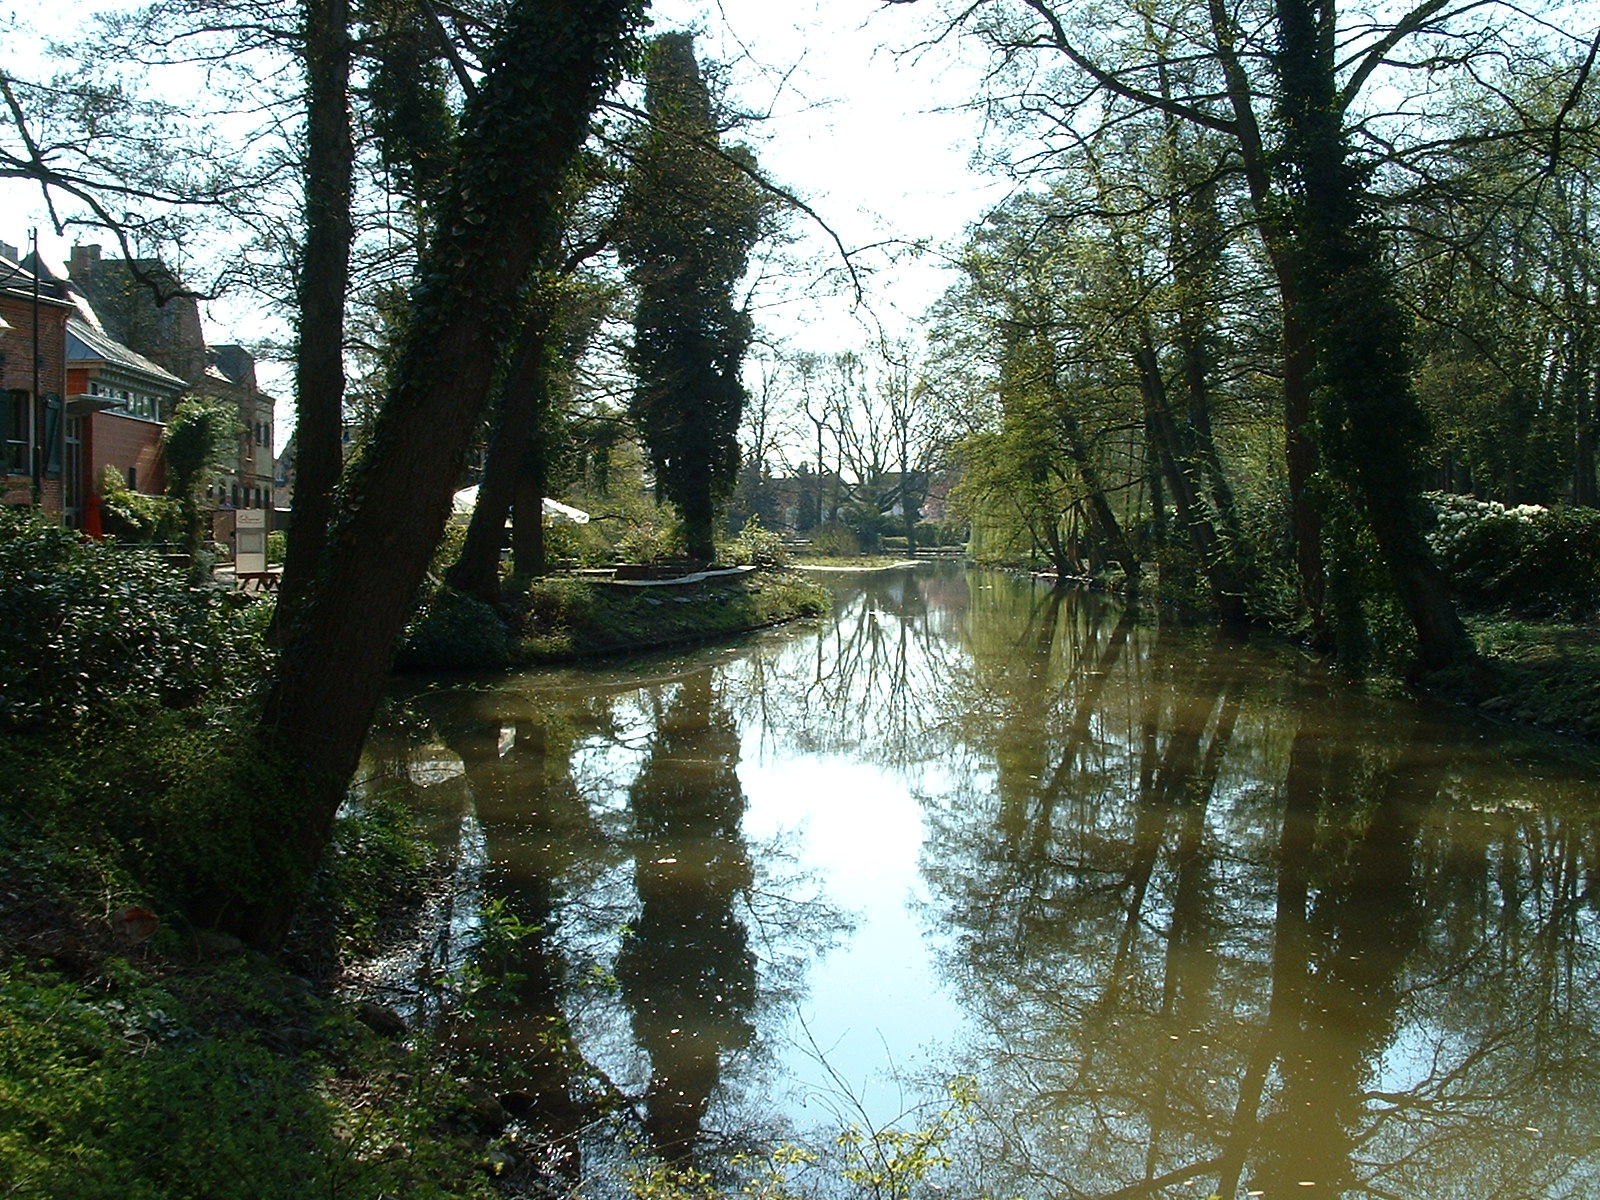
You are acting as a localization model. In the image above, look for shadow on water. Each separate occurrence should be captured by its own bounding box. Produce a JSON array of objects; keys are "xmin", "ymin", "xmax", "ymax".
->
[{"xmin": 364, "ymin": 565, "xmax": 1600, "ymax": 1197}]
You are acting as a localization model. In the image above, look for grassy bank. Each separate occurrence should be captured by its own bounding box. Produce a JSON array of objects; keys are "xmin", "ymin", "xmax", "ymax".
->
[
  {"xmin": 1440, "ymin": 618, "xmax": 1600, "ymax": 742},
  {"xmin": 399, "ymin": 568, "xmax": 829, "ymax": 671}
]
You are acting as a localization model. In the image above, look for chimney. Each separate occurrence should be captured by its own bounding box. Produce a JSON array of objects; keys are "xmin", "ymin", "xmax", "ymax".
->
[{"xmin": 69, "ymin": 243, "xmax": 102, "ymax": 277}]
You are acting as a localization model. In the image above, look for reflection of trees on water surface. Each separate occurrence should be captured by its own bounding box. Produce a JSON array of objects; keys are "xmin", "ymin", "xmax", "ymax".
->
[
  {"xmin": 368, "ymin": 568, "xmax": 1600, "ymax": 1197},
  {"xmin": 912, "ymin": 591, "xmax": 1600, "ymax": 1200},
  {"xmin": 615, "ymin": 670, "xmax": 757, "ymax": 1158},
  {"xmin": 370, "ymin": 663, "xmax": 840, "ymax": 1167}
]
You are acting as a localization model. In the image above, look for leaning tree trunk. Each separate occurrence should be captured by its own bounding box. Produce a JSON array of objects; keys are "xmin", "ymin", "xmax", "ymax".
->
[
  {"xmin": 274, "ymin": 0, "xmax": 354, "ymax": 633},
  {"xmin": 447, "ymin": 306, "xmax": 553, "ymax": 602},
  {"xmin": 238, "ymin": 0, "xmax": 642, "ymax": 952}
]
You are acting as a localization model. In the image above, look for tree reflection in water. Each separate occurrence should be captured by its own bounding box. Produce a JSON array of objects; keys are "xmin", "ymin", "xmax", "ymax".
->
[
  {"xmin": 918, "ymin": 582, "xmax": 1600, "ymax": 1200},
  {"xmin": 368, "ymin": 566, "xmax": 1600, "ymax": 1198},
  {"xmin": 615, "ymin": 669, "xmax": 758, "ymax": 1159}
]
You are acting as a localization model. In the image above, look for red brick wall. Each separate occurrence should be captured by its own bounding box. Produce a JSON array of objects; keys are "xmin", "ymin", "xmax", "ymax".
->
[
  {"xmin": 0, "ymin": 292, "xmax": 72, "ymax": 512},
  {"xmin": 87, "ymin": 411, "xmax": 167, "ymax": 496}
]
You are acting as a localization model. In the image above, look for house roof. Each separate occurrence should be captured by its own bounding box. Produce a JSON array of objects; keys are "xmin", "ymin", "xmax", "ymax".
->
[
  {"xmin": 0, "ymin": 251, "xmax": 75, "ymax": 309},
  {"xmin": 67, "ymin": 316, "xmax": 189, "ymax": 391}
]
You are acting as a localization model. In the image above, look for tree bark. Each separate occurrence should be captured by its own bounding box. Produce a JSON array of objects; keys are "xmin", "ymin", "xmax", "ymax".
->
[
  {"xmin": 512, "ymin": 431, "xmax": 547, "ymax": 576},
  {"xmin": 446, "ymin": 306, "xmax": 553, "ymax": 601},
  {"xmin": 1274, "ymin": 0, "xmax": 1472, "ymax": 673},
  {"xmin": 275, "ymin": 0, "xmax": 354, "ymax": 633},
  {"xmin": 1205, "ymin": 0, "xmax": 1327, "ymax": 629},
  {"xmin": 241, "ymin": 0, "xmax": 642, "ymax": 951}
]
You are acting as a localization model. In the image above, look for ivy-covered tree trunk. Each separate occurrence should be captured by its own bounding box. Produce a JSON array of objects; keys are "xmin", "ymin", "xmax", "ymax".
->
[
  {"xmin": 619, "ymin": 33, "xmax": 764, "ymax": 565},
  {"xmin": 447, "ymin": 306, "xmax": 554, "ymax": 601},
  {"xmin": 1205, "ymin": 0, "xmax": 1328, "ymax": 631},
  {"xmin": 1274, "ymin": 0, "xmax": 1472, "ymax": 673},
  {"xmin": 275, "ymin": 0, "xmax": 354, "ymax": 632},
  {"xmin": 240, "ymin": 0, "xmax": 643, "ymax": 951}
]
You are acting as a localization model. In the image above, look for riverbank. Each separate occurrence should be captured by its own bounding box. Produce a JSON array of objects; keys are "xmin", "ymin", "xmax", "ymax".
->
[
  {"xmin": 399, "ymin": 566, "xmax": 829, "ymax": 671},
  {"xmin": 1433, "ymin": 616, "xmax": 1600, "ymax": 743}
]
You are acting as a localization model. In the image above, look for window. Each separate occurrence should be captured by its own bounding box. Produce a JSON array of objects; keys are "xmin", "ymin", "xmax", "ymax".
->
[
  {"xmin": 93, "ymin": 381, "xmax": 160, "ymax": 421},
  {"xmin": 3, "ymin": 390, "xmax": 29, "ymax": 475},
  {"xmin": 43, "ymin": 395, "xmax": 62, "ymax": 479}
]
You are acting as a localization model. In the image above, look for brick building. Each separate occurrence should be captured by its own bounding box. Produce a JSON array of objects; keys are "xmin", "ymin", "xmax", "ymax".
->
[
  {"xmin": 64, "ymin": 244, "xmax": 277, "ymax": 515},
  {"xmin": 66, "ymin": 315, "xmax": 188, "ymax": 504},
  {"xmin": 0, "ymin": 246, "xmax": 73, "ymax": 516}
]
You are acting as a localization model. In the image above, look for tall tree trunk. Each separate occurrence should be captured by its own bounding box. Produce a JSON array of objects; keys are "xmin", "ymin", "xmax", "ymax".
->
[
  {"xmin": 1206, "ymin": 0, "xmax": 1327, "ymax": 629},
  {"xmin": 240, "ymin": 0, "xmax": 642, "ymax": 952},
  {"xmin": 275, "ymin": 0, "xmax": 354, "ymax": 632},
  {"xmin": 1572, "ymin": 342, "xmax": 1597, "ymax": 507},
  {"xmin": 447, "ymin": 305, "xmax": 553, "ymax": 601},
  {"xmin": 512, "ymin": 429, "xmax": 547, "ymax": 576},
  {"xmin": 1274, "ymin": 0, "xmax": 1472, "ymax": 673}
]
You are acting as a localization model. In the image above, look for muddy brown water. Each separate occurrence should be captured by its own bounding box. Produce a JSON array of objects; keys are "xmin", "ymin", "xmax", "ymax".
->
[{"xmin": 362, "ymin": 564, "xmax": 1600, "ymax": 1198}]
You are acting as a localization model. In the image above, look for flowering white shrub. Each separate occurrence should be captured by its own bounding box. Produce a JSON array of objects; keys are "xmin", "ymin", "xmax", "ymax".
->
[{"xmin": 1426, "ymin": 492, "xmax": 1600, "ymax": 618}]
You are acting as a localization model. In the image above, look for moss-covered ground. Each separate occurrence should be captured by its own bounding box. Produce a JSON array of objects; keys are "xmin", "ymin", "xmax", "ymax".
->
[{"xmin": 1445, "ymin": 617, "xmax": 1600, "ymax": 742}]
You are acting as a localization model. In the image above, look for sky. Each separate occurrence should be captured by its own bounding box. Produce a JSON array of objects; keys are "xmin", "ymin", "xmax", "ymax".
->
[{"xmin": 1, "ymin": 0, "xmax": 1009, "ymax": 447}]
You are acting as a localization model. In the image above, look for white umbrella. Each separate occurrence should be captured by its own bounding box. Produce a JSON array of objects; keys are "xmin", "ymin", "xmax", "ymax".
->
[
  {"xmin": 541, "ymin": 497, "xmax": 590, "ymax": 525},
  {"xmin": 450, "ymin": 486, "xmax": 589, "ymax": 525}
]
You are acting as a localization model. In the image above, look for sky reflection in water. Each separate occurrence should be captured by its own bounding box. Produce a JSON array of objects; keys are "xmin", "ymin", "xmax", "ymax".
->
[{"xmin": 365, "ymin": 565, "xmax": 1600, "ymax": 1199}]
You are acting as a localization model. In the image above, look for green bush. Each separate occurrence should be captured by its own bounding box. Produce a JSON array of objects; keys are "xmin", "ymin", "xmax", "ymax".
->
[
  {"xmin": 1428, "ymin": 493, "xmax": 1600, "ymax": 619},
  {"xmin": 725, "ymin": 515, "xmax": 788, "ymax": 569},
  {"xmin": 915, "ymin": 520, "xmax": 966, "ymax": 548},
  {"xmin": 397, "ymin": 586, "xmax": 512, "ymax": 671},
  {"xmin": 97, "ymin": 465, "xmax": 177, "ymax": 544},
  {"xmin": 807, "ymin": 521, "xmax": 861, "ymax": 557},
  {"xmin": 837, "ymin": 502, "xmax": 884, "ymax": 552},
  {"xmin": 616, "ymin": 517, "xmax": 683, "ymax": 565},
  {"xmin": 0, "ymin": 509, "xmax": 237, "ymax": 731},
  {"xmin": 267, "ymin": 529, "xmax": 287, "ymax": 565},
  {"xmin": 543, "ymin": 518, "xmax": 582, "ymax": 566}
]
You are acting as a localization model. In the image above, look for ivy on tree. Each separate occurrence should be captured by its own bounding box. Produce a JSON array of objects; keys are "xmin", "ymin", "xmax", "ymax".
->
[{"xmin": 617, "ymin": 32, "xmax": 765, "ymax": 563}]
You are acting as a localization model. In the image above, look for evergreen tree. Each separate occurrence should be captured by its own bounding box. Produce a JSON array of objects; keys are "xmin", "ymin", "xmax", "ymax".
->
[{"xmin": 618, "ymin": 33, "xmax": 764, "ymax": 563}]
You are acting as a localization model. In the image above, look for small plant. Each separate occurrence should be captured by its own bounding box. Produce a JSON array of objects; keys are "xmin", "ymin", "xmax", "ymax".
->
[{"xmin": 833, "ymin": 1076, "xmax": 980, "ymax": 1200}]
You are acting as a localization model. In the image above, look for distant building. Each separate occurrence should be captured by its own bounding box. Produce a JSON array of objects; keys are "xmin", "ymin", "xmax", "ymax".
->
[
  {"xmin": 0, "ymin": 245, "xmax": 73, "ymax": 516},
  {"xmin": 64, "ymin": 243, "xmax": 277, "ymax": 513},
  {"xmin": 66, "ymin": 314, "xmax": 188, "ymax": 507}
]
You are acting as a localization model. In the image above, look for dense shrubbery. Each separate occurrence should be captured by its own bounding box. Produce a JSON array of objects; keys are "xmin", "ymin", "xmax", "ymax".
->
[
  {"xmin": 725, "ymin": 515, "xmax": 788, "ymax": 568},
  {"xmin": 398, "ymin": 585, "xmax": 513, "ymax": 671},
  {"xmin": 914, "ymin": 520, "xmax": 966, "ymax": 548},
  {"xmin": 97, "ymin": 465, "xmax": 178, "ymax": 543},
  {"xmin": 1428, "ymin": 493, "xmax": 1600, "ymax": 619},
  {"xmin": 0, "ymin": 508, "xmax": 253, "ymax": 731},
  {"xmin": 807, "ymin": 521, "xmax": 862, "ymax": 557},
  {"xmin": 1, "ymin": 511, "xmax": 502, "ymax": 1199}
]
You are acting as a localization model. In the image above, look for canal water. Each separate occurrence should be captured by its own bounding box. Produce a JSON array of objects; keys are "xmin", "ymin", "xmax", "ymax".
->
[{"xmin": 360, "ymin": 564, "xmax": 1600, "ymax": 1198}]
